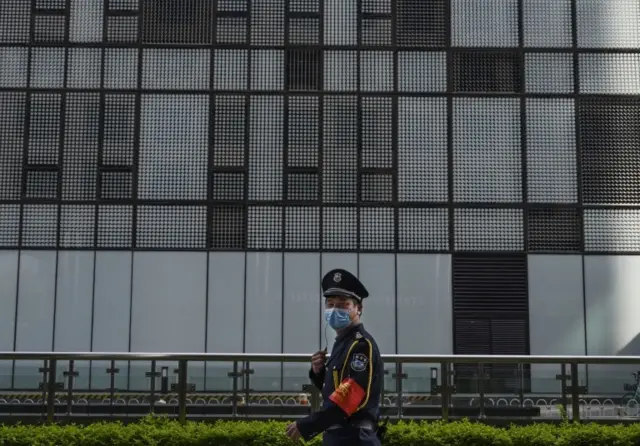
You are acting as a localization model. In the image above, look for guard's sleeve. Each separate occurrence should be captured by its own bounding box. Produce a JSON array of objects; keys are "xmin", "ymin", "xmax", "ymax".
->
[
  {"xmin": 308, "ymin": 366, "xmax": 325, "ymax": 391},
  {"xmin": 296, "ymin": 339, "xmax": 374, "ymax": 441}
]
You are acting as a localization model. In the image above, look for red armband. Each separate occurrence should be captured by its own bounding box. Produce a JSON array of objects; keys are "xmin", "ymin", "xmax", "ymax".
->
[{"xmin": 328, "ymin": 378, "xmax": 366, "ymax": 416}]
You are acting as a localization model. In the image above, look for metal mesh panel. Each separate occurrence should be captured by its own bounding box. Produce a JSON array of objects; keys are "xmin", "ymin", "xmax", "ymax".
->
[
  {"xmin": 248, "ymin": 206, "xmax": 282, "ymax": 250},
  {"xmin": 527, "ymin": 208, "xmax": 581, "ymax": 252},
  {"xmin": 0, "ymin": 205, "xmax": 20, "ymax": 247},
  {"xmin": 136, "ymin": 205, "xmax": 207, "ymax": 249},
  {"xmin": 526, "ymin": 99, "xmax": 577, "ymax": 203},
  {"xmin": 285, "ymin": 206, "xmax": 320, "ymax": 250},
  {"xmin": 22, "ymin": 204, "xmax": 58, "ymax": 247},
  {"xmin": 584, "ymin": 209, "xmax": 640, "ymax": 252},
  {"xmin": 97, "ymin": 205, "xmax": 132, "ymax": 248},
  {"xmin": 580, "ymin": 98, "xmax": 640, "ymax": 205},
  {"xmin": 323, "ymin": 207, "xmax": 357, "ymax": 250},
  {"xmin": 211, "ymin": 205, "xmax": 246, "ymax": 249},
  {"xmin": 453, "ymin": 52, "xmax": 522, "ymax": 93},
  {"xmin": 60, "ymin": 205, "xmax": 95, "ymax": 248},
  {"xmin": 0, "ymin": 92, "xmax": 25, "ymax": 200},
  {"xmin": 453, "ymin": 99, "xmax": 522, "ymax": 203},
  {"xmin": 0, "ymin": 48, "xmax": 29, "ymax": 88},
  {"xmin": 525, "ymin": 54, "xmax": 574, "ymax": 94},
  {"xmin": 138, "ymin": 95, "xmax": 209, "ymax": 200},
  {"xmin": 248, "ymin": 96, "xmax": 283, "ymax": 200},
  {"xmin": 398, "ymin": 52, "xmax": 447, "ymax": 93},
  {"xmin": 398, "ymin": 208, "xmax": 448, "ymax": 252},
  {"xmin": 141, "ymin": 49, "xmax": 210, "ymax": 90},
  {"xmin": 454, "ymin": 208, "xmax": 524, "ymax": 251},
  {"xmin": 579, "ymin": 54, "xmax": 640, "ymax": 95},
  {"xmin": 398, "ymin": 97, "xmax": 447, "ymax": 202},
  {"xmin": 0, "ymin": 1, "xmax": 31, "ymax": 43},
  {"xmin": 142, "ymin": 0, "xmax": 212, "ymax": 44},
  {"xmin": 360, "ymin": 207, "xmax": 394, "ymax": 251},
  {"xmin": 452, "ymin": 0, "xmax": 519, "ymax": 47},
  {"xmin": 322, "ymin": 96, "xmax": 357, "ymax": 203},
  {"xmin": 0, "ymin": 1, "xmax": 637, "ymax": 258},
  {"xmin": 396, "ymin": 0, "xmax": 447, "ymax": 47},
  {"xmin": 62, "ymin": 93, "xmax": 100, "ymax": 200},
  {"xmin": 523, "ymin": 0, "xmax": 572, "ymax": 47},
  {"xmin": 576, "ymin": 0, "xmax": 640, "ymax": 48}
]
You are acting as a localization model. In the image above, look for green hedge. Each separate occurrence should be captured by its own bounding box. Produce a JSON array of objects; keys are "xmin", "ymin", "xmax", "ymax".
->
[{"xmin": 2, "ymin": 417, "xmax": 640, "ymax": 445}]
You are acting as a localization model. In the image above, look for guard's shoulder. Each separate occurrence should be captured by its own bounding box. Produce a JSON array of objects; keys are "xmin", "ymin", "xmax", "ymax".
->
[{"xmin": 352, "ymin": 330, "xmax": 375, "ymax": 351}]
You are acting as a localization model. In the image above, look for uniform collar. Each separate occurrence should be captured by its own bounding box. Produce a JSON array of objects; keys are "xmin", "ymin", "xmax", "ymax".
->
[{"xmin": 336, "ymin": 322, "xmax": 363, "ymax": 342}]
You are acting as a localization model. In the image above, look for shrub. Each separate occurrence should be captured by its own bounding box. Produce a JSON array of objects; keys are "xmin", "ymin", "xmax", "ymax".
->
[{"xmin": 1, "ymin": 417, "xmax": 639, "ymax": 445}]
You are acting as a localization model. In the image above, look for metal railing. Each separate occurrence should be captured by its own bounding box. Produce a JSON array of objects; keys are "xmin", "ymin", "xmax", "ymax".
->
[{"xmin": 1, "ymin": 352, "xmax": 640, "ymax": 424}]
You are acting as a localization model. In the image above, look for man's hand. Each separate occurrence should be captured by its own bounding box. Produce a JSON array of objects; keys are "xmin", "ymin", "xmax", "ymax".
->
[
  {"xmin": 311, "ymin": 349, "xmax": 327, "ymax": 374},
  {"xmin": 285, "ymin": 421, "xmax": 302, "ymax": 441}
]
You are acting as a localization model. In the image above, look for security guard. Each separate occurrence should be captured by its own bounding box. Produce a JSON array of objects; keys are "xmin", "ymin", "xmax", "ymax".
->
[{"xmin": 285, "ymin": 269, "xmax": 385, "ymax": 445}]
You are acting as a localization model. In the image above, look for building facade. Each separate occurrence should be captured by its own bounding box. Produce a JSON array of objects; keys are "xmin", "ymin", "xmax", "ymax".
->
[{"xmin": 1, "ymin": 0, "xmax": 640, "ymax": 395}]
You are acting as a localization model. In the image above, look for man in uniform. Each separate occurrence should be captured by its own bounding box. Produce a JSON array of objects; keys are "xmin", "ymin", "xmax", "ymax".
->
[{"xmin": 285, "ymin": 269, "xmax": 385, "ymax": 445}]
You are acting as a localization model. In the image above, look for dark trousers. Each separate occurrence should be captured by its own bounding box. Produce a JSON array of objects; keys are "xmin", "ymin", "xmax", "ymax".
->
[{"xmin": 322, "ymin": 427, "xmax": 381, "ymax": 446}]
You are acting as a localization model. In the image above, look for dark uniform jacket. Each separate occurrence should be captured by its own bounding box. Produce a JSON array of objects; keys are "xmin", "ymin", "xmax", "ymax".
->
[{"xmin": 296, "ymin": 323, "xmax": 383, "ymax": 441}]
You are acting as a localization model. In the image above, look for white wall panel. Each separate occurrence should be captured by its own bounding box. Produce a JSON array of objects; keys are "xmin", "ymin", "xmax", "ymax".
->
[
  {"xmin": 54, "ymin": 251, "xmax": 95, "ymax": 388},
  {"xmin": 92, "ymin": 252, "xmax": 132, "ymax": 352},
  {"xmin": 91, "ymin": 251, "xmax": 132, "ymax": 390},
  {"xmin": 245, "ymin": 252, "xmax": 282, "ymax": 391},
  {"xmin": 14, "ymin": 251, "xmax": 57, "ymax": 389},
  {"xmin": 397, "ymin": 254, "xmax": 452, "ymax": 392},
  {"xmin": 358, "ymin": 254, "xmax": 396, "ymax": 354},
  {"xmin": 283, "ymin": 253, "xmax": 321, "ymax": 391},
  {"xmin": 130, "ymin": 252, "xmax": 207, "ymax": 351},
  {"xmin": 206, "ymin": 252, "xmax": 245, "ymax": 391},
  {"xmin": 130, "ymin": 252, "xmax": 207, "ymax": 390},
  {"xmin": 585, "ymin": 256, "xmax": 640, "ymax": 393},
  {"xmin": 321, "ymin": 253, "xmax": 358, "ymax": 352},
  {"xmin": 0, "ymin": 251, "xmax": 18, "ymax": 388},
  {"xmin": 528, "ymin": 255, "xmax": 585, "ymax": 392},
  {"xmin": 54, "ymin": 251, "xmax": 94, "ymax": 351}
]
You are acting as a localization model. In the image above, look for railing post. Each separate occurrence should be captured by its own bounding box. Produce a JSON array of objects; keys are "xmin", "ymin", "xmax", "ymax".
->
[
  {"xmin": 517, "ymin": 363, "xmax": 525, "ymax": 407},
  {"xmin": 177, "ymin": 360, "xmax": 188, "ymax": 424},
  {"xmin": 227, "ymin": 361, "xmax": 239, "ymax": 418},
  {"xmin": 570, "ymin": 363, "xmax": 580, "ymax": 423},
  {"xmin": 46, "ymin": 359, "xmax": 57, "ymax": 423},
  {"xmin": 243, "ymin": 361, "xmax": 254, "ymax": 409},
  {"xmin": 478, "ymin": 363, "xmax": 485, "ymax": 419},
  {"xmin": 106, "ymin": 360, "xmax": 120, "ymax": 414},
  {"xmin": 145, "ymin": 360, "xmax": 160, "ymax": 414},
  {"xmin": 63, "ymin": 360, "xmax": 78, "ymax": 417},
  {"xmin": 558, "ymin": 363, "xmax": 568, "ymax": 417},
  {"xmin": 440, "ymin": 361, "xmax": 449, "ymax": 422},
  {"xmin": 392, "ymin": 362, "xmax": 407, "ymax": 418}
]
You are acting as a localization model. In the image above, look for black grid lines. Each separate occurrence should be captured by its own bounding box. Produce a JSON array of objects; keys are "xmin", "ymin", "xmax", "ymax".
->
[{"xmin": 0, "ymin": 1, "xmax": 638, "ymax": 254}]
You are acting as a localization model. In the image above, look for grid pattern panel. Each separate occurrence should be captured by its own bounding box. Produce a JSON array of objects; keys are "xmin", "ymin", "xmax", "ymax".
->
[
  {"xmin": 398, "ymin": 208, "xmax": 448, "ymax": 252},
  {"xmin": 452, "ymin": 0, "xmax": 519, "ymax": 47},
  {"xmin": 526, "ymin": 99, "xmax": 577, "ymax": 203},
  {"xmin": 0, "ymin": 2, "xmax": 637, "ymax": 257},
  {"xmin": 454, "ymin": 208, "xmax": 524, "ymax": 251},
  {"xmin": 453, "ymin": 99, "xmax": 522, "ymax": 203},
  {"xmin": 584, "ymin": 209, "xmax": 640, "ymax": 252},
  {"xmin": 580, "ymin": 99, "xmax": 640, "ymax": 205},
  {"xmin": 0, "ymin": 92, "xmax": 25, "ymax": 200},
  {"xmin": 528, "ymin": 208, "xmax": 581, "ymax": 252}
]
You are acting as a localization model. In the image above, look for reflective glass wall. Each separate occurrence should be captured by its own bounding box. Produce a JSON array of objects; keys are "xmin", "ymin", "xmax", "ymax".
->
[{"xmin": 1, "ymin": 0, "xmax": 640, "ymax": 394}]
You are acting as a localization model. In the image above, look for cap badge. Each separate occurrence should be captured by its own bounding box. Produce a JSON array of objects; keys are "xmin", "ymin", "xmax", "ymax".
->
[{"xmin": 333, "ymin": 272, "xmax": 342, "ymax": 283}]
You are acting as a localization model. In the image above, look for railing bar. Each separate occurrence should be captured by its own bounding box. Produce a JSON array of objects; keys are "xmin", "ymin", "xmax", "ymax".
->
[{"xmin": 3, "ymin": 352, "xmax": 640, "ymax": 365}]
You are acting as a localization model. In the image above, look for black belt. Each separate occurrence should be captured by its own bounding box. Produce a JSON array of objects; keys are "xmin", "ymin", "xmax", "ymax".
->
[{"xmin": 326, "ymin": 420, "xmax": 375, "ymax": 431}]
